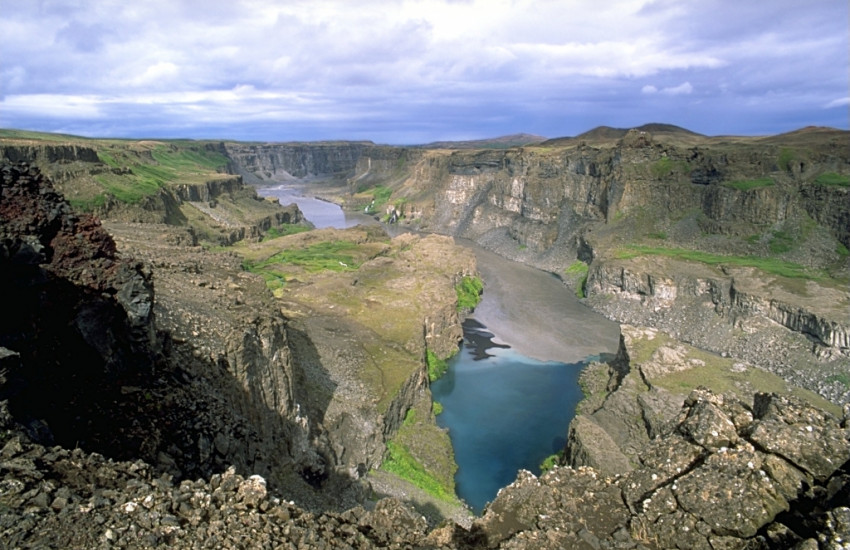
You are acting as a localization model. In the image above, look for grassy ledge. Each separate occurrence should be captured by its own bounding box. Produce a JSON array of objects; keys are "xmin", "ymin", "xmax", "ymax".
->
[
  {"xmin": 614, "ymin": 245, "xmax": 822, "ymax": 280},
  {"xmin": 381, "ymin": 441, "xmax": 455, "ymax": 502},
  {"xmin": 814, "ymin": 172, "xmax": 850, "ymax": 187},
  {"xmin": 723, "ymin": 177, "xmax": 775, "ymax": 191}
]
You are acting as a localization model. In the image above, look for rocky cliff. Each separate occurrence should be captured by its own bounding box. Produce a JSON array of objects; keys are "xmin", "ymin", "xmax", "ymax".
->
[
  {"xmin": 0, "ymin": 163, "xmax": 335, "ymax": 505},
  {"xmin": 373, "ymin": 127, "xmax": 850, "ymax": 403},
  {"xmin": 0, "ymin": 161, "xmax": 475, "ymax": 525},
  {"xmin": 224, "ymin": 142, "xmax": 373, "ymax": 182},
  {"xmin": 0, "ymin": 139, "xmax": 309, "ymax": 246}
]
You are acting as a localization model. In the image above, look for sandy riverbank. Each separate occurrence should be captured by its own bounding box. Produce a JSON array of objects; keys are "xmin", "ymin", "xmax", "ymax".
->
[{"xmin": 464, "ymin": 242, "xmax": 621, "ymax": 364}]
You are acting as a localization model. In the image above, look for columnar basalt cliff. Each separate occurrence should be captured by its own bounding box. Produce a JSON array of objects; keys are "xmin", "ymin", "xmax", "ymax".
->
[{"xmin": 223, "ymin": 142, "xmax": 372, "ymax": 181}]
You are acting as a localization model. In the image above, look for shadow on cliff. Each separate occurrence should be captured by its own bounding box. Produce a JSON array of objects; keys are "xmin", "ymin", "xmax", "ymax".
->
[
  {"xmin": 0, "ymin": 162, "xmax": 345, "ymax": 505},
  {"xmin": 284, "ymin": 325, "xmax": 336, "ymax": 428}
]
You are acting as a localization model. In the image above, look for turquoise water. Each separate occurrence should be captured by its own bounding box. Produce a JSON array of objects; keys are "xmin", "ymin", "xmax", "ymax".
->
[{"xmin": 431, "ymin": 319, "xmax": 587, "ymax": 514}]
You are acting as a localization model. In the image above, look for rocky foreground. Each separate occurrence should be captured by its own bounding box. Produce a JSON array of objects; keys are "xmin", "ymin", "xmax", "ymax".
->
[{"xmin": 1, "ymin": 384, "xmax": 848, "ymax": 549}]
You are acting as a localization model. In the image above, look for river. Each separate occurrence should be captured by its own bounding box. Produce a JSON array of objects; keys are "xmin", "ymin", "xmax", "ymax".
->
[
  {"xmin": 258, "ymin": 183, "xmax": 373, "ymax": 229},
  {"xmin": 431, "ymin": 244, "xmax": 620, "ymax": 512},
  {"xmin": 261, "ymin": 183, "xmax": 621, "ymax": 514}
]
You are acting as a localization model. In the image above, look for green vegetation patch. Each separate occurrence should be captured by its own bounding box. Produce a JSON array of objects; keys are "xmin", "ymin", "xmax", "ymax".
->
[
  {"xmin": 455, "ymin": 275, "xmax": 483, "ymax": 312},
  {"xmin": 540, "ymin": 451, "xmax": 564, "ymax": 473},
  {"xmin": 93, "ymin": 172, "xmax": 162, "ymax": 204},
  {"xmin": 426, "ymin": 349, "xmax": 449, "ymax": 382},
  {"xmin": 778, "ymin": 148, "xmax": 796, "ymax": 172},
  {"xmin": 814, "ymin": 172, "xmax": 850, "ymax": 187},
  {"xmin": 382, "ymin": 441, "xmax": 455, "ymax": 502},
  {"xmin": 70, "ymin": 143, "xmax": 233, "ymax": 208},
  {"xmin": 650, "ymin": 157, "xmax": 690, "ymax": 179},
  {"xmin": 768, "ymin": 230, "xmax": 795, "ymax": 254},
  {"xmin": 68, "ymin": 193, "xmax": 108, "ymax": 211},
  {"xmin": 356, "ymin": 185, "xmax": 394, "ymax": 214},
  {"xmin": 723, "ymin": 177, "xmax": 775, "ymax": 191},
  {"xmin": 242, "ymin": 240, "xmax": 361, "ymax": 293},
  {"xmin": 826, "ymin": 373, "xmax": 850, "ymax": 389},
  {"xmin": 250, "ymin": 240, "xmax": 360, "ymax": 273},
  {"xmin": 614, "ymin": 245, "xmax": 820, "ymax": 279},
  {"xmin": 381, "ymin": 397, "xmax": 458, "ymax": 503},
  {"xmin": 565, "ymin": 261, "xmax": 589, "ymax": 299}
]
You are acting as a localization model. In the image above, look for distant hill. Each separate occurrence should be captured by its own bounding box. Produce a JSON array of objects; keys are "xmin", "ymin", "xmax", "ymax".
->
[
  {"xmin": 417, "ymin": 133, "xmax": 548, "ymax": 149},
  {"xmin": 756, "ymin": 126, "xmax": 849, "ymax": 147},
  {"xmin": 540, "ymin": 123, "xmax": 704, "ymax": 146}
]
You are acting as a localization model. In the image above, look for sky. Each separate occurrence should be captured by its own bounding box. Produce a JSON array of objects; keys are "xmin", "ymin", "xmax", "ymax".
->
[{"xmin": 1, "ymin": 0, "xmax": 848, "ymax": 144}]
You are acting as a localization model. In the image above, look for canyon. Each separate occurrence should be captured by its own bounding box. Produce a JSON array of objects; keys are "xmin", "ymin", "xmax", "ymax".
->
[{"xmin": 0, "ymin": 125, "xmax": 848, "ymax": 548}]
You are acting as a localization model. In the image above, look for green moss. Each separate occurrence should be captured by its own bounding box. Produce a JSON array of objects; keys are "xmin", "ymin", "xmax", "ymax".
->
[
  {"xmin": 815, "ymin": 172, "xmax": 850, "ymax": 187},
  {"xmin": 68, "ymin": 193, "xmax": 107, "ymax": 211},
  {"xmin": 826, "ymin": 373, "xmax": 850, "ymax": 389},
  {"xmin": 615, "ymin": 245, "xmax": 822, "ymax": 280},
  {"xmin": 94, "ymin": 173, "xmax": 162, "ymax": 204},
  {"xmin": 432, "ymin": 401, "xmax": 444, "ymax": 415},
  {"xmin": 768, "ymin": 230, "xmax": 795, "ymax": 254},
  {"xmin": 540, "ymin": 451, "xmax": 563, "ymax": 473},
  {"xmin": 252, "ymin": 240, "xmax": 360, "ymax": 273},
  {"xmin": 723, "ymin": 177, "xmax": 775, "ymax": 191},
  {"xmin": 565, "ymin": 261, "xmax": 589, "ymax": 298},
  {"xmin": 651, "ymin": 157, "xmax": 690, "ymax": 179},
  {"xmin": 455, "ymin": 275, "xmax": 483, "ymax": 311},
  {"xmin": 426, "ymin": 349, "xmax": 449, "ymax": 382},
  {"xmin": 241, "ymin": 240, "xmax": 360, "ymax": 293},
  {"xmin": 381, "ymin": 441, "xmax": 455, "ymax": 502},
  {"xmin": 778, "ymin": 148, "xmax": 796, "ymax": 172}
]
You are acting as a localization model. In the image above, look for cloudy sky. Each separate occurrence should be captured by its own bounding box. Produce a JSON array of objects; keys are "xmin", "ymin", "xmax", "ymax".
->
[{"xmin": 1, "ymin": 0, "xmax": 847, "ymax": 143}]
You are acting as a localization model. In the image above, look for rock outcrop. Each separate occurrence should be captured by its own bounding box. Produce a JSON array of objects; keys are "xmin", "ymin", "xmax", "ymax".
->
[
  {"xmin": 585, "ymin": 258, "xmax": 850, "ymax": 403},
  {"xmin": 0, "ymin": 162, "xmax": 157, "ymax": 450},
  {"xmin": 472, "ymin": 387, "xmax": 849, "ymax": 549},
  {"xmin": 0, "ymin": 163, "xmax": 331, "ymax": 510}
]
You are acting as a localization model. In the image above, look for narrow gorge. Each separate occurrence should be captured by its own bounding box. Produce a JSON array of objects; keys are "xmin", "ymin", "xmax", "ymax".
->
[{"xmin": 1, "ymin": 126, "xmax": 848, "ymax": 548}]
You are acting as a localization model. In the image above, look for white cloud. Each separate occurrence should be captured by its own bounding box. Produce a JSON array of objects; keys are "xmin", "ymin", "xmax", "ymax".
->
[
  {"xmin": 661, "ymin": 82, "xmax": 693, "ymax": 95},
  {"xmin": 642, "ymin": 82, "xmax": 694, "ymax": 96},
  {"xmin": 824, "ymin": 97, "xmax": 850, "ymax": 109}
]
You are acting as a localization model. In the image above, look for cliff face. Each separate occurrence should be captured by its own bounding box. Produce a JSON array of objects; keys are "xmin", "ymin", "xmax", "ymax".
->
[
  {"xmin": 411, "ymin": 130, "xmax": 850, "ymax": 251},
  {"xmin": 584, "ymin": 258, "xmax": 850, "ymax": 403},
  {"xmin": 0, "ymin": 163, "xmax": 330, "ymax": 507},
  {"xmin": 224, "ymin": 142, "xmax": 372, "ymax": 181},
  {"xmin": 374, "ymin": 130, "xmax": 850, "ymax": 403},
  {"xmin": 0, "ymin": 162, "xmax": 156, "ymax": 450}
]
